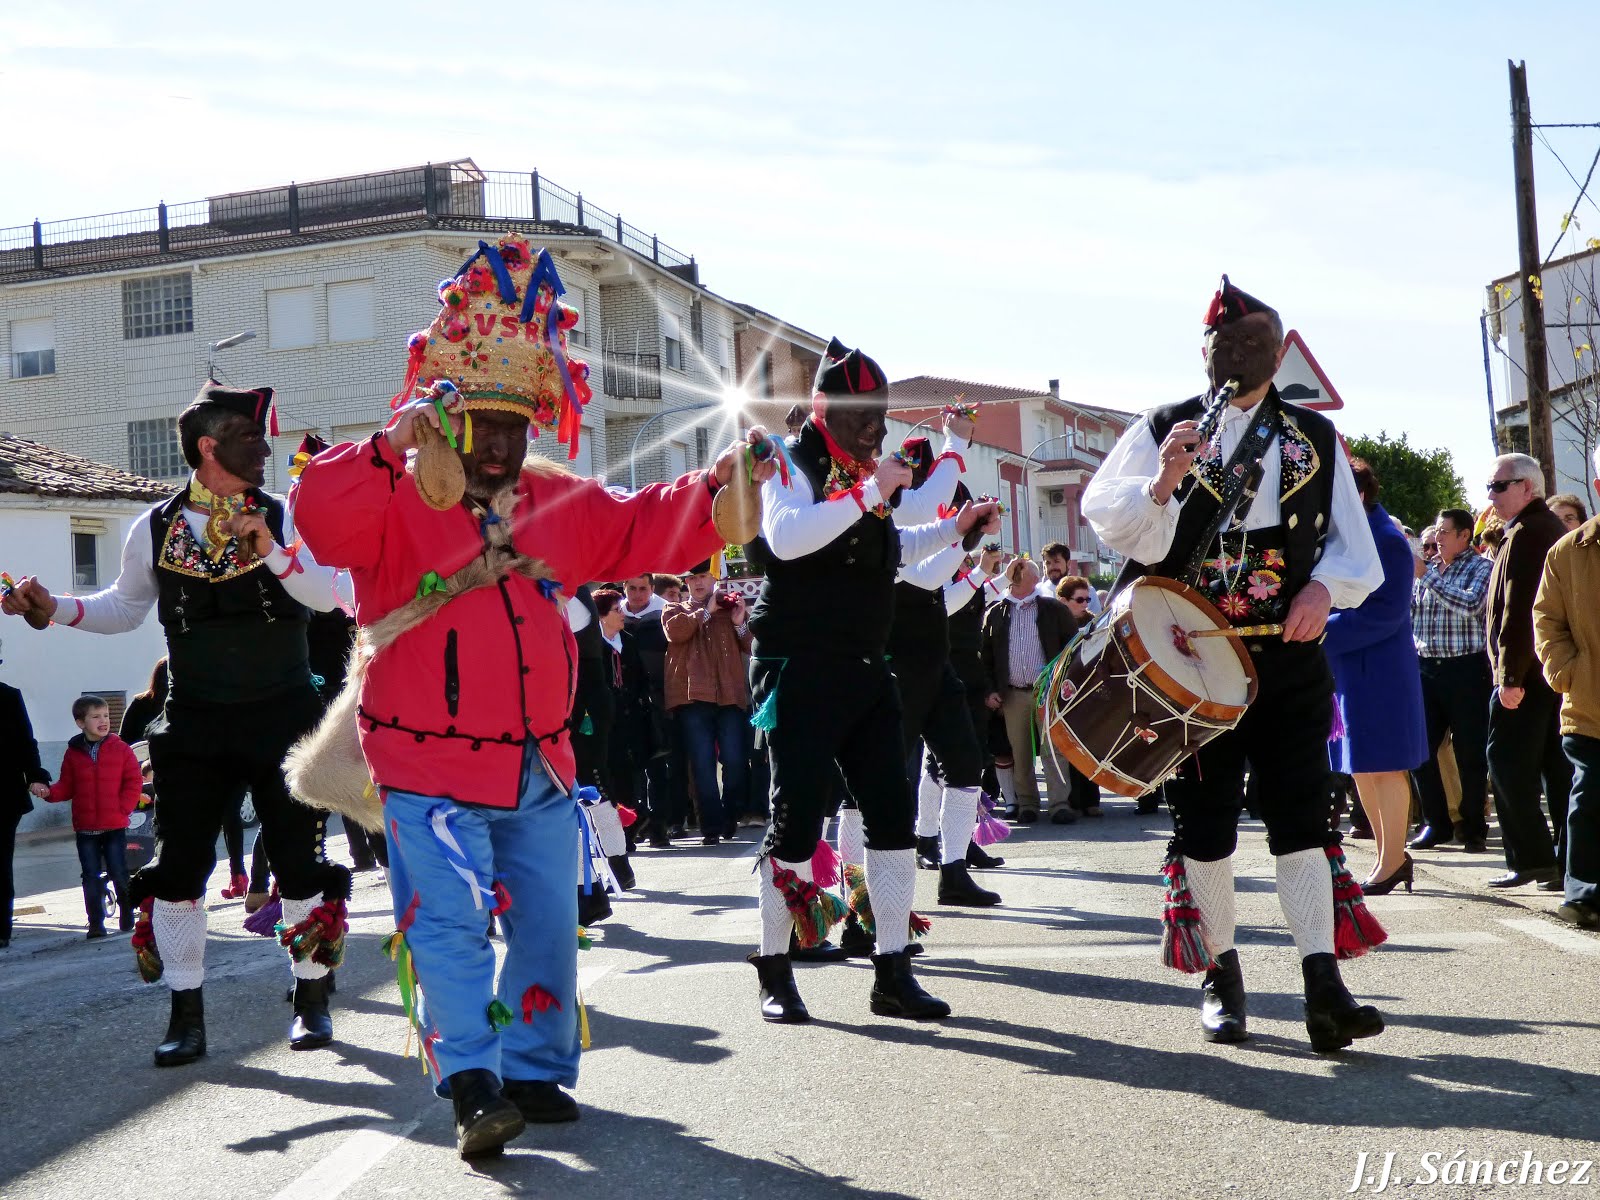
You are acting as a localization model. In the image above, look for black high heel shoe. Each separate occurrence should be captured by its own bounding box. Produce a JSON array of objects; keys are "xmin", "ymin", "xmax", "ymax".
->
[{"xmin": 1362, "ymin": 853, "xmax": 1414, "ymax": 896}]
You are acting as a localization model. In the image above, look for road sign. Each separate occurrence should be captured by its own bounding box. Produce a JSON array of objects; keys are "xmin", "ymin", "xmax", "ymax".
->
[{"xmin": 1274, "ymin": 329, "xmax": 1343, "ymax": 411}]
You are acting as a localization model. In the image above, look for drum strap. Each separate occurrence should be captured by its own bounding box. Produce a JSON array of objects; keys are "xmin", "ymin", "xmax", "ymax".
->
[{"xmin": 1178, "ymin": 394, "xmax": 1281, "ymax": 586}]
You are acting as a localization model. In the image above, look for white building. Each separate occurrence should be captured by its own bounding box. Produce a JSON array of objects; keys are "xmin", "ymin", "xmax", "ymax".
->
[
  {"xmin": 1487, "ymin": 247, "xmax": 1600, "ymax": 504},
  {"xmin": 0, "ymin": 435, "xmax": 169, "ymax": 833},
  {"xmin": 0, "ymin": 158, "xmax": 825, "ymax": 497}
]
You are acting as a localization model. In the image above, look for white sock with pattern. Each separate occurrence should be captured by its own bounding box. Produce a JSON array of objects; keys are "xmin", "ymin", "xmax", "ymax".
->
[
  {"xmin": 837, "ymin": 807, "xmax": 864, "ymax": 866},
  {"xmin": 1276, "ymin": 848, "xmax": 1335, "ymax": 958},
  {"xmin": 865, "ymin": 847, "xmax": 916, "ymax": 955},
  {"xmin": 939, "ymin": 786, "xmax": 982, "ymax": 866},
  {"xmin": 916, "ymin": 766, "xmax": 942, "ymax": 839},
  {"xmin": 996, "ymin": 764, "xmax": 1017, "ymax": 810},
  {"xmin": 153, "ymin": 898, "xmax": 208, "ymax": 991},
  {"xmin": 1182, "ymin": 856, "xmax": 1237, "ymax": 958},
  {"xmin": 758, "ymin": 857, "xmax": 809, "ymax": 956}
]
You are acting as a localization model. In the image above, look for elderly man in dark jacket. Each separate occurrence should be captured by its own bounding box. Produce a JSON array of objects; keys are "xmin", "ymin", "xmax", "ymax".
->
[
  {"xmin": 1, "ymin": 656, "xmax": 51, "ymax": 949},
  {"xmin": 981, "ymin": 559, "xmax": 1078, "ymax": 823},
  {"xmin": 1483, "ymin": 453, "xmax": 1574, "ymax": 889}
]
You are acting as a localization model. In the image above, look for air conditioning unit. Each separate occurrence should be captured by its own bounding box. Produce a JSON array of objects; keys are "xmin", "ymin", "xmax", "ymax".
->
[{"xmin": 1046, "ymin": 489, "xmax": 1066, "ymax": 506}]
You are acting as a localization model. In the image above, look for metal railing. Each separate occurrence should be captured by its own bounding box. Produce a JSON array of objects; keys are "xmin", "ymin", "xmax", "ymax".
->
[
  {"xmin": 602, "ymin": 351, "xmax": 663, "ymax": 400},
  {"xmin": 0, "ymin": 159, "xmax": 695, "ymax": 281}
]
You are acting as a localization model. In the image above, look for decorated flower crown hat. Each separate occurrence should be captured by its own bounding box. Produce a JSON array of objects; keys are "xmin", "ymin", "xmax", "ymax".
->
[{"xmin": 392, "ymin": 234, "xmax": 593, "ymax": 459}]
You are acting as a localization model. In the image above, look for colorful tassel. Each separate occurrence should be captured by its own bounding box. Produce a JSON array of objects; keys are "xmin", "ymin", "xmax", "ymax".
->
[
  {"xmin": 382, "ymin": 928, "xmax": 434, "ymax": 1076},
  {"xmin": 242, "ymin": 893, "xmax": 282, "ymax": 937},
  {"xmin": 276, "ymin": 897, "xmax": 349, "ymax": 968},
  {"xmin": 577, "ymin": 926, "xmax": 593, "ymax": 951},
  {"xmin": 131, "ymin": 897, "xmax": 162, "ymax": 983},
  {"xmin": 1159, "ymin": 851, "xmax": 1213, "ymax": 974},
  {"xmin": 488, "ymin": 999, "xmax": 514, "ymax": 1031},
  {"xmin": 749, "ymin": 688, "xmax": 778, "ymax": 733},
  {"xmin": 810, "ymin": 838, "xmax": 841, "ymax": 889},
  {"xmin": 1326, "ymin": 844, "xmax": 1388, "ymax": 959},
  {"xmin": 973, "ymin": 792, "xmax": 1012, "ymax": 847},
  {"xmin": 771, "ymin": 860, "xmax": 848, "ymax": 949},
  {"xmin": 1329, "ymin": 696, "xmax": 1347, "ymax": 743},
  {"xmin": 909, "ymin": 912, "xmax": 933, "ymax": 939},
  {"xmin": 843, "ymin": 862, "xmax": 875, "ymax": 937}
]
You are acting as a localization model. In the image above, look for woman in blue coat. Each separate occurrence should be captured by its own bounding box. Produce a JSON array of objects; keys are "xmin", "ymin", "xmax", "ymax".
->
[{"xmin": 1324, "ymin": 459, "xmax": 1428, "ymax": 894}]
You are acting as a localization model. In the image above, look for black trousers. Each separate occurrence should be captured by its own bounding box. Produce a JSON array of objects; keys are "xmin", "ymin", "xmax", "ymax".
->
[
  {"xmin": 136, "ymin": 687, "xmax": 336, "ymax": 904},
  {"xmin": 754, "ymin": 653, "xmax": 913, "ymax": 862},
  {"xmin": 1413, "ymin": 653, "xmax": 1492, "ymax": 841},
  {"xmin": 0, "ymin": 806, "xmax": 21, "ymax": 940},
  {"xmin": 894, "ymin": 656, "xmax": 983, "ymax": 790},
  {"xmin": 1163, "ymin": 640, "xmax": 1336, "ymax": 861},
  {"xmin": 1486, "ymin": 674, "xmax": 1572, "ymax": 873},
  {"xmin": 570, "ymin": 661, "xmax": 615, "ymax": 797}
]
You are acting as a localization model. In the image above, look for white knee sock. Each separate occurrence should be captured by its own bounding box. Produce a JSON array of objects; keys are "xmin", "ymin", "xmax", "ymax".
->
[
  {"xmin": 915, "ymin": 768, "xmax": 942, "ymax": 839},
  {"xmin": 864, "ymin": 847, "xmax": 915, "ymax": 955},
  {"xmin": 1276, "ymin": 848, "xmax": 1335, "ymax": 958},
  {"xmin": 939, "ymin": 786, "xmax": 981, "ymax": 865},
  {"xmin": 1182, "ymin": 855, "xmax": 1237, "ymax": 957},
  {"xmin": 995, "ymin": 764, "xmax": 1017, "ymax": 809},
  {"xmin": 153, "ymin": 898, "xmax": 208, "ymax": 991},
  {"xmin": 837, "ymin": 807, "xmax": 864, "ymax": 866},
  {"xmin": 758, "ymin": 857, "xmax": 810, "ymax": 955},
  {"xmin": 279, "ymin": 893, "xmax": 332, "ymax": 980}
]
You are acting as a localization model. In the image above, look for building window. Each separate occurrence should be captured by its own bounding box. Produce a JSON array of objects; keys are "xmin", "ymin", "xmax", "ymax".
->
[
  {"xmin": 128, "ymin": 417, "xmax": 186, "ymax": 479},
  {"xmin": 9, "ymin": 317, "xmax": 55, "ymax": 378},
  {"xmin": 569, "ymin": 287, "xmax": 590, "ymax": 348},
  {"xmin": 662, "ymin": 311, "xmax": 683, "ymax": 370},
  {"xmin": 328, "ymin": 278, "xmax": 375, "ymax": 343},
  {"xmin": 122, "ymin": 274, "xmax": 193, "ymax": 340},
  {"xmin": 267, "ymin": 286, "xmax": 315, "ymax": 349},
  {"xmin": 695, "ymin": 426, "xmax": 710, "ymax": 467},
  {"xmin": 72, "ymin": 529, "xmax": 101, "ymax": 589},
  {"xmin": 757, "ymin": 351, "xmax": 774, "ymax": 398}
]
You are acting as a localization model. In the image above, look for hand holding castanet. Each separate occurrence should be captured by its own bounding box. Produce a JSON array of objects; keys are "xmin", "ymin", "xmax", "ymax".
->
[{"xmin": 1, "ymin": 575, "xmax": 57, "ymax": 630}]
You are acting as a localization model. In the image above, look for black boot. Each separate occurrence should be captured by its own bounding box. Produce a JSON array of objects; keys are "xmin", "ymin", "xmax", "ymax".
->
[
  {"xmin": 503, "ymin": 1078, "xmax": 580, "ymax": 1123},
  {"xmin": 937, "ymin": 861, "xmax": 1001, "ymax": 907},
  {"xmin": 288, "ymin": 974, "xmax": 334, "ymax": 1050},
  {"xmin": 577, "ymin": 885, "xmax": 612, "ymax": 927},
  {"xmin": 153, "ymin": 987, "xmax": 206, "ymax": 1067},
  {"xmin": 915, "ymin": 836, "xmax": 941, "ymax": 871},
  {"xmin": 1301, "ymin": 952, "xmax": 1384, "ymax": 1053},
  {"xmin": 869, "ymin": 949, "xmax": 950, "ymax": 1019},
  {"xmin": 607, "ymin": 854, "xmax": 637, "ymax": 892},
  {"xmin": 448, "ymin": 1068, "xmax": 525, "ymax": 1158},
  {"xmin": 838, "ymin": 913, "xmax": 875, "ymax": 958},
  {"xmin": 748, "ymin": 952, "xmax": 810, "ymax": 1023},
  {"xmin": 966, "ymin": 842, "xmax": 1005, "ymax": 869},
  {"xmin": 1200, "ymin": 949, "xmax": 1248, "ymax": 1044},
  {"xmin": 788, "ymin": 926, "xmax": 847, "ymax": 963}
]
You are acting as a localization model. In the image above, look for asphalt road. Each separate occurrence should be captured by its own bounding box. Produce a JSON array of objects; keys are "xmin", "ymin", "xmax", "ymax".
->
[{"xmin": 2, "ymin": 805, "xmax": 1597, "ymax": 1200}]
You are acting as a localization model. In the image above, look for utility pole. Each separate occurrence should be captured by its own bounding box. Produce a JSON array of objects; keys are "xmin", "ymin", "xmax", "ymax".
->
[{"xmin": 1510, "ymin": 59, "xmax": 1557, "ymax": 489}]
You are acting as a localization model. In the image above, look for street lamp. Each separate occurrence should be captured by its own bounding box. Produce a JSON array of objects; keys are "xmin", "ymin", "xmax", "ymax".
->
[
  {"xmin": 207, "ymin": 330, "xmax": 256, "ymax": 381},
  {"xmin": 1016, "ymin": 431, "xmax": 1075, "ymax": 555},
  {"xmin": 627, "ymin": 389, "xmax": 746, "ymax": 490}
]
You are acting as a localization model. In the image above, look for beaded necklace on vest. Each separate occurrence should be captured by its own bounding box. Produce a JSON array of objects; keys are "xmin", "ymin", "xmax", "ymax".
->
[
  {"xmin": 186, "ymin": 475, "xmax": 264, "ymax": 563},
  {"xmin": 814, "ymin": 419, "xmax": 890, "ymax": 518}
]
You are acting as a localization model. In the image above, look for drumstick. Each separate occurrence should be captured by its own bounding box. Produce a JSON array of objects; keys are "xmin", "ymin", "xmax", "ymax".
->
[{"xmin": 1186, "ymin": 623, "xmax": 1284, "ymax": 639}]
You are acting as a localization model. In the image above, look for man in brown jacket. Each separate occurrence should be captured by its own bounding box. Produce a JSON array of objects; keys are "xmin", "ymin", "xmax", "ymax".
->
[
  {"xmin": 1533, "ymin": 446, "xmax": 1600, "ymax": 928},
  {"xmin": 981, "ymin": 558, "xmax": 1078, "ymax": 823},
  {"xmin": 665, "ymin": 563, "xmax": 753, "ymax": 845},
  {"xmin": 1483, "ymin": 453, "xmax": 1573, "ymax": 889}
]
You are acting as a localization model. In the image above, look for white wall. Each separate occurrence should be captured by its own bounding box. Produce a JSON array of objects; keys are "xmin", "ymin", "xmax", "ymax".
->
[
  {"xmin": 885, "ymin": 416, "xmax": 1015, "ymax": 544},
  {"xmin": 1, "ymin": 499, "xmax": 167, "ymax": 832}
]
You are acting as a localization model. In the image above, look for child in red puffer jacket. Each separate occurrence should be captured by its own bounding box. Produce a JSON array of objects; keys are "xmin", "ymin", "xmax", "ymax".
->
[{"xmin": 48, "ymin": 697, "xmax": 143, "ymax": 938}]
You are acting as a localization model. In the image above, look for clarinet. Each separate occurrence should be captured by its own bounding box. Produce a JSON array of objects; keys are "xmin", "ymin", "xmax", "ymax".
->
[{"xmin": 1192, "ymin": 376, "xmax": 1241, "ymax": 453}]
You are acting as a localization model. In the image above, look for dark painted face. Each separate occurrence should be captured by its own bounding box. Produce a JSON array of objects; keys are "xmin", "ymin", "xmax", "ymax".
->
[
  {"xmin": 821, "ymin": 395, "xmax": 890, "ymax": 461},
  {"xmin": 210, "ymin": 417, "xmax": 269, "ymax": 487},
  {"xmin": 1204, "ymin": 312, "xmax": 1281, "ymax": 393},
  {"xmin": 461, "ymin": 410, "xmax": 530, "ymax": 501}
]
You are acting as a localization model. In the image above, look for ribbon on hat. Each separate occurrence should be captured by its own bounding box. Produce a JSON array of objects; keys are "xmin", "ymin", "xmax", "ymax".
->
[{"xmin": 526, "ymin": 249, "xmax": 587, "ymax": 460}]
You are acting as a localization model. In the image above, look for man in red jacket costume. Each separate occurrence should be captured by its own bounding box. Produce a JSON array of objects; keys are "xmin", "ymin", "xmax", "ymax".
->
[{"xmin": 292, "ymin": 234, "xmax": 768, "ymax": 1158}]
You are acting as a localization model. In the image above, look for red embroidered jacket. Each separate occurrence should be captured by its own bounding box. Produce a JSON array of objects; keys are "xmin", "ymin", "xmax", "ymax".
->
[{"xmin": 291, "ymin": 434, "xmax": 723, "ymax": 807}]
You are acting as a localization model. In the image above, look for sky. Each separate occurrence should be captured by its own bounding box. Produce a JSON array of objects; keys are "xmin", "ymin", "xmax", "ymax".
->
[{"xmin": 5, "ymin": 0, "xmax": 1599, "ymax": 495}]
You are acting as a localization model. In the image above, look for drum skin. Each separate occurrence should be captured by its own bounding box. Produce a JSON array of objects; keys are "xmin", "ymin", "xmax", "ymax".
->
[{"xmin": 1038, "ymin": 578, "xmax": 1258, "ymax": 798}]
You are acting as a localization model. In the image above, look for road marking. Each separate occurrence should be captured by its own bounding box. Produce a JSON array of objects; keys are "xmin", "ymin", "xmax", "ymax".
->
[
  {"xmin": 265, "ymin": 1120, "xmax": 419, "ymax": 1200},
  {"xmin": 1499, "ymin": 917, "xmax": 1600, "ymax": 956},
  {"xmin": 578, "ymin": 962, "xmax": 616, "ymax": 993},
  {"xmin": 13, "ymin": 904, "xmax": 45, "ymax": 916}
]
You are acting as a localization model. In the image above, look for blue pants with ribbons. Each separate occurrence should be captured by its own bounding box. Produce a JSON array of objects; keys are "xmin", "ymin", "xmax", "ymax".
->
[{"xmin": 383, "ymin": 750, "xmax": 581, "ymax": 1091}]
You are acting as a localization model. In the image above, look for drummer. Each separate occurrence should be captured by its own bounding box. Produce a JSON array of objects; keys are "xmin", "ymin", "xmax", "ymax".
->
[{"xmin": 1081, "ymin": 276, "xmax": 1385, "ymax": 1054}]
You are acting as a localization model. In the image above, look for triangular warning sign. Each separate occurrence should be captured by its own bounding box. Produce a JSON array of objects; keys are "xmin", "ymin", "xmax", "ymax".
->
[{"xmin": 1273, "ymin": 329, "xmax": 1342, "ymax": 411}]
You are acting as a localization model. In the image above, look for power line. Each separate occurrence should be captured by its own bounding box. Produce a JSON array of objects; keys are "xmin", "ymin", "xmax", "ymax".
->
[{"xmin": 1533, "ymin": 122, "xmax": 1600, "ymax": 129}]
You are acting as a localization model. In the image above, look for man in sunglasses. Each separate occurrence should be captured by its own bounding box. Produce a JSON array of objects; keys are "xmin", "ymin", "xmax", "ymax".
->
[{"xmin": 1482, "ymin": 453, "xmax": 1573, "ymax": 889}]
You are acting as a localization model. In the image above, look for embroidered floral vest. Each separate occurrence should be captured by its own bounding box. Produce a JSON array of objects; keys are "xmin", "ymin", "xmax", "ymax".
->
[{"xmin": 149, "ymin": 488, "xmax": 312, "ymax": 704}]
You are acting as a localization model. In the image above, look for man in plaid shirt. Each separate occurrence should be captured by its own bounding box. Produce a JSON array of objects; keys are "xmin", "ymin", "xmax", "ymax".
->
[{"xmin": 1408, "ymin": 508, "xmax": 1494, "ymax": 852}]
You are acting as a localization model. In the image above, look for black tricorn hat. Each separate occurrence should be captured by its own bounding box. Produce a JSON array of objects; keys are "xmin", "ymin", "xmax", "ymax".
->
[
  {"xmin": 1202, "ymin": 275, "xmax": 1276, "ymax": 332},
  {"xmin": 182, "ymin": 382, "xmax": 276, "ymax": 430},
  {"xmin": 296, "ymin": 432, "xmax": 330, "ymax": 458},
  {"xmin": 814, "ymin": 336, "xmax": 887, "ymax": 396}
]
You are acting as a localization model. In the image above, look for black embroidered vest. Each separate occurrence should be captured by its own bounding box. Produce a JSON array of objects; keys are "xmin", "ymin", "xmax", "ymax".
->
[
  {"xmin": 745, "ymin": 420, "xmax": 901, "ymax": 658},
  {"xmin": 947, "ymin": 584, "xmax": 986, "ymax": 657},
  {"xmin": 1112, "ymin": 387, "xmax": 1339, "ymax": 615},
  {"xmin": 888, "ymin": 577, "xmax": 949, "ymax": 663},
  {"xmin": 149, "ymin": 488, "xmax": 312, "ymax": 705}
]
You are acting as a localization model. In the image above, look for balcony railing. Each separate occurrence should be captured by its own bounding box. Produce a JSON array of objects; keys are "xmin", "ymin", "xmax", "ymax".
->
[
  {"xmin": 602, "ymin": 351, "xmax": 663, "ymax": 401},
  {"xmin": 0, "ymin": 159, "xmax": 695, "ymax": 282}
]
